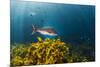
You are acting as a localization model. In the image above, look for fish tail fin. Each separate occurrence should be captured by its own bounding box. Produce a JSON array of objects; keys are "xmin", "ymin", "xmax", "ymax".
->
[
  {"xmin": 32, "ymin": 24, "xmax": 35, "ymax": 30},
  {"xmin": 32, "ymin": 24, "xmax": 36, "ymax": 31},
  {"xmin": 32, "ymin": 24, "xmax": 36, "ymax": 35}
]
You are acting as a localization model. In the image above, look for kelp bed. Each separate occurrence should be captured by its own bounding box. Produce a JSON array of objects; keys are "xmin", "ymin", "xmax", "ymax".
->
[{"xmin": 11, "ymin": 37, "xmax": 94, "ymax": 66}]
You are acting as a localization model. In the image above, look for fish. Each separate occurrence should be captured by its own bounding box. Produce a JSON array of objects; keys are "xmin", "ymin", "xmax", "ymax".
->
[
  {"xmin": 32, "ymin": 24, "xmax": 58, "ymax": 36},
  {"xmin": 30, "ymin": 12, "xmax": 36, "ymax": 16}
]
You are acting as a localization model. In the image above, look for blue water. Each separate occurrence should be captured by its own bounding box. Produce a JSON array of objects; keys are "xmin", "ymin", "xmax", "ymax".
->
[{"xmin": 11, "ymin": 1, "xmax": 95, "ymax": 46}]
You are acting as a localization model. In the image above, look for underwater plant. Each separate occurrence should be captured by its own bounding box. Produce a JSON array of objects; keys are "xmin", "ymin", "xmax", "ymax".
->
[
  {"xmin": 11, "ymin": 37, "xmax": 69, "ymax": 66},
  {"xmin": 11, "ymin": 37, "xmax": 91, "ymax": 66}
]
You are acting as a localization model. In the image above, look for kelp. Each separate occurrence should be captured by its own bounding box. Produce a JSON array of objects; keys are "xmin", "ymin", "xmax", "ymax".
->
[{"xmin": 11, "ymin": 37, "xmax": 89, "ymax": 66}]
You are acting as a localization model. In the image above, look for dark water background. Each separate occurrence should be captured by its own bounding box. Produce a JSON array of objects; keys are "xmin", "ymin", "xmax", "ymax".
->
[{"xmin": 10, "ymin": 1, "xmax": 95, "ymax": 47}]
